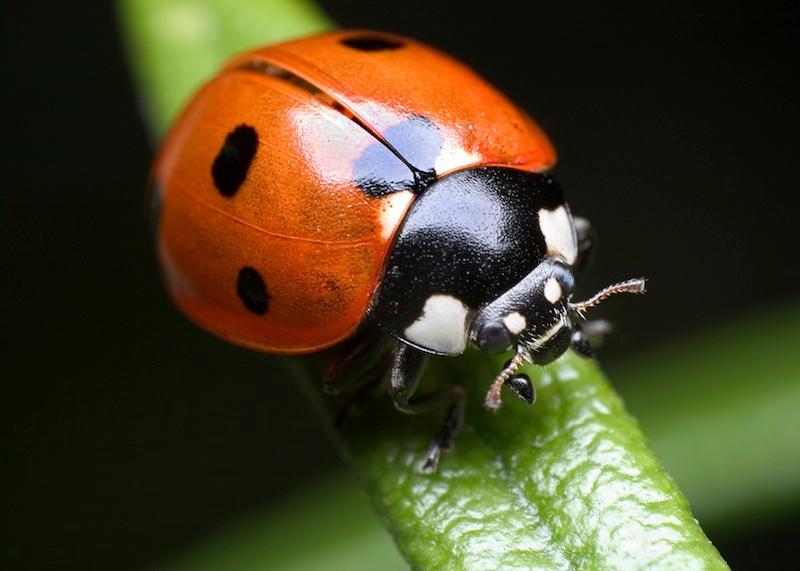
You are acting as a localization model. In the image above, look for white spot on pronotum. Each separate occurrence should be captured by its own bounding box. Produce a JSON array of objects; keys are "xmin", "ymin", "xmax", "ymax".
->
[
  {"xmin": 538, "ymin": 206, "xmax": 577, "ymax": 264},
  {"xmin": 379, "ymin": 191, "xmax": 415, "ymax": 241},
  {"xmin": 544, "ymin": 277, "xmax": 562, "ymax": 304},
  {"xmin": 503, "ymin": 311, "xmax": 527, "ymax": 334},
  {"xmin": 404, "ymin": 295, "xmax": 470, "ymax": 355}
]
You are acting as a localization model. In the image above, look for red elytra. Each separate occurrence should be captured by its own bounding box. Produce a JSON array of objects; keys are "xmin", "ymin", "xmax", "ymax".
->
[{"xmin": 151, "ymin": 30, "xmax": 556, "ymax": 354}]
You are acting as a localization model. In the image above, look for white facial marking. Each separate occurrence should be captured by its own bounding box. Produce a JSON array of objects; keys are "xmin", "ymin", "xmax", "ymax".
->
[
  {"xmin": 404, "ymin": 295, "xmax": 470, "ymax": 355},
  {"xmin": 503, "ymin": 311, "xmax": 527, "ymax": 335},
  {"xmin": 528, "ymin": 316, "xmax": 568, "ymax": 350},
  {"xmin": 538, "ymin": 206, "xmax": 578, "ymax": 264},
  {"xmin": 544, "ymin": 277, "xmax": 562, "ymax": 304}
]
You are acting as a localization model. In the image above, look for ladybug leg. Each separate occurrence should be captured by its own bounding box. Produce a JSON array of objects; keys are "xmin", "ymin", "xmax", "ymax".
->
[
  {"xmin": 573, "ymin": 216, "xmax": 597, "ymax": 280},
  {"xmin": 323, "ymin": 328, "xmax": 393, "ymax": 396},
  {"xmin": 323, "ymin": 329, "xmax": 394, "ymax": 426},
  {"xmin": 389, "ymin": 343, "xmax": 466, "ymax": 473},
  {"xmin": 571, "ymin": 216, "xmax": 607, "ymax": 359},
  {"xmin": 571, "ymin": 319, "xmax": 613, "ymax": 359},
  {"xmin": 333, "ymin": 379, "xmax": 385, "ymax": 428},
  {"xmin": 569, "ymin": 329, "xmax": 595, "ymax": 359}
]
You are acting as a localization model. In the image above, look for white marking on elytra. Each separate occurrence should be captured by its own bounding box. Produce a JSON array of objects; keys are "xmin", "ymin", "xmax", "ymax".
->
[
  {"xmin": 544, "ymin": 277, "xmax": 562, "ymax": 304},
  {"xmin": 503, "ymin": 311, "xmax": 527, "ymax": 334},
  {"xmin": 538, "ymin": 206, "xmax": 578, "ymax": 264},
  {"xmin": 404, "ymin": 294, "xmax": 470, "ymax": 355}
]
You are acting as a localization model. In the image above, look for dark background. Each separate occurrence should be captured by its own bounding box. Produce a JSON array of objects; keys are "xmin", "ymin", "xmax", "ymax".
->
[{"xmin": 3, "ymin": 1, "xmax": 798, "ymax": 569}]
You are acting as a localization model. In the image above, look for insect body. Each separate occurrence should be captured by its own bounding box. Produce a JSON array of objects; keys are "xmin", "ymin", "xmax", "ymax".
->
[{"xmin": 151, "ymin": 30, "xmax": 644, "ymax": 471}]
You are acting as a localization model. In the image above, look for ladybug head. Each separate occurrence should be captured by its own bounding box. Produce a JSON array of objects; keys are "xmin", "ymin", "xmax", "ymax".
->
[
  {"xmin": 471, "ymin": 258, "xmax": 575, "ymax": 361},
  {"xmin": 470, "ymin": 258, "xmax": 645, "ymax": 409}
]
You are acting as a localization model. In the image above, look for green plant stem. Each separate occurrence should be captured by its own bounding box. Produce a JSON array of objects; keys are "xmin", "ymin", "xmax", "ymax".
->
[
  {"xmin": 118, "ymin": 0, "xmax": 331, "ymax": 138},
  {"xmin": 119, "ymin": 0, "xmax": 727, "ymax": 568},
  {"xmin": 293, "ymin": 351, "xmax": 728, "ymax": 569},
  {"xmin": 157, "ymin": 302, "xmax": 800, "ymax": 570}
]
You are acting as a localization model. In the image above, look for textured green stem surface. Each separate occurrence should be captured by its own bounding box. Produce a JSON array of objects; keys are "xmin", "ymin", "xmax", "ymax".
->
[
  {"xmin": 120, "ymin": 0, "xmax": 727, "ymax": 568},
  {"xmin": 299, "ymin": 352, "xmax": 726, "ymax": 570}
]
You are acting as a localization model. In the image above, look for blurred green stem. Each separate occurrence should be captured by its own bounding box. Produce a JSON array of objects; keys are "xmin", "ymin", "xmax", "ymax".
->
[
  {"xmin": 612, "ymin": 302, "xmax": 800, "ymax": 530},
  {"xmin": 120, "ymin": 0, "xmax": 727, "ymax": 568},
  {"xmin": 118, "ymin": 0, "xmax": 331, "ymax": 138}
]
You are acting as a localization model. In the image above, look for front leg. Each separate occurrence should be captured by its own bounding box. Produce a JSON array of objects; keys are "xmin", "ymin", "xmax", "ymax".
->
[
  {"xmin": 571, "ymin": 216, "xmax": 605, "ymax": 359},
  {"xmin": 570, "ymin": 319, "xmax": 613, "ymax": 359},
  {"xmin": 323, "ymin": 325, "xmax": 393, "ymax": 395},
  {"xmin": 389, "ymin": 343, "xmax": 465, "ymax": 473},
  {"xmin": 573, "ymin": 216, "xmax": 597, "ymax": 281},
  {"xmin": 323, "ymin": 326, "xmax": 394, "ymax": 426}
]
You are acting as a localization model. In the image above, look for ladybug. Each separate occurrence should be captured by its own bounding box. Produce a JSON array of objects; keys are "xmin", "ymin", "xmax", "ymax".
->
[{"xmin": 151, "ymin": 30, "xmax": 645, "ymax": 471}]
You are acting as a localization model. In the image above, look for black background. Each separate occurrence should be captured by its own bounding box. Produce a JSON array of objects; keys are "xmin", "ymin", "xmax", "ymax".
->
[{"xmin": 3, "ymin": 1, "xmax": 798, "ymax": 569}]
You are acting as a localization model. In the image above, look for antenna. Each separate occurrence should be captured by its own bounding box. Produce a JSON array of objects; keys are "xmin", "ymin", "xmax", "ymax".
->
[
  {"xmin": 569, "ymin": 278, "xmax": 647, "ymax": 318},
  {"xmin": 485, "ymin": 352, "xmax": 526, "ymax": 411}
]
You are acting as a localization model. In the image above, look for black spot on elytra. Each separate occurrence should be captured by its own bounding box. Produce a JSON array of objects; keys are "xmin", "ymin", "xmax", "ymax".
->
[
  {"xmin": 353, "ymin": 115, "xmax": 443, "ymax": 197},
  {"xmin": 237, "ymin": 266, "xmax": 269, "ymax": 315},
  {"xmin": 339, "ymin": 35, "xmax": 405, "ymax": 52},
  {"xmin": 212, "ymin": 124, "xmax": 258, "ymax": 197},
  {"xmin": 340, "ymin": 35, "xmax": 405, "ymax": 52}
]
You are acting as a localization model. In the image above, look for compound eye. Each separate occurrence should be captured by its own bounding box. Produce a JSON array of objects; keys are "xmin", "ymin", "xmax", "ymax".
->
[{"xmin": 477, "ymin": 321, "xmax": 513, "ymax": 354}]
